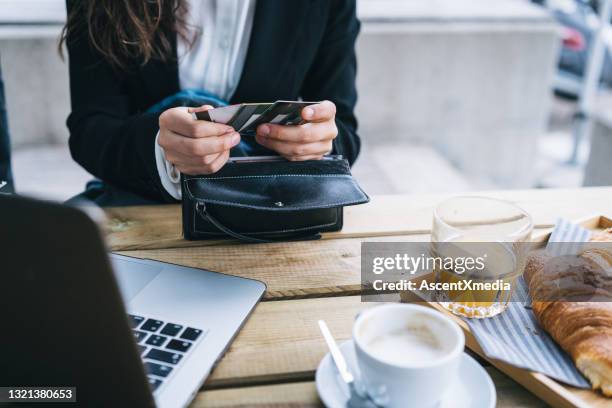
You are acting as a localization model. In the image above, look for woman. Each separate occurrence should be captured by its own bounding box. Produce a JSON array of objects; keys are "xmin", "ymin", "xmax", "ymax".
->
[{"xmin": 62, "ymin": 0, "xmax": 360, "ymax": 204}]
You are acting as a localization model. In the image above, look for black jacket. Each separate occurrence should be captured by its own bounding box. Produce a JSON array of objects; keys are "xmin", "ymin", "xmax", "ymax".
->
[{"xmin": 66, "ymin": 0, "xmax": 361, "ymax": 202}]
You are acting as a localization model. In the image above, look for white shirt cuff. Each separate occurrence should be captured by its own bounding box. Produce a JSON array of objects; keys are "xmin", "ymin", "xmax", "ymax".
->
[{"xmin": 154, "ymin": 132, "xmax": 182, "ymax": 200}]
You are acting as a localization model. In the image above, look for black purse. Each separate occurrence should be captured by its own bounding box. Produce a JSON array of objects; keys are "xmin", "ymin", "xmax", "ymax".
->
[{"xmin": 181, "ymin": 155, "xmax": 369, "ymax": 243}]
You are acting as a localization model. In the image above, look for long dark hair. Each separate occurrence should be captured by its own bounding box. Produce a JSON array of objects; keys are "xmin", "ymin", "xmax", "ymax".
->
[{"xmin": 59, "ymin": 0, "xmax": 190, "ymax": 70}]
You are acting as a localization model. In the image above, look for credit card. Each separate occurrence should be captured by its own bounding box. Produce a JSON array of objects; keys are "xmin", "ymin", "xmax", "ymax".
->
[
  {"xmin": 193, "ymin": 100, "xmax": 321, "ymax": 137},
  {"xmin": 239, "ymin": 101, "xmax": 320, "ymax": 135},
  {"xmin": 193, "ymin": 104, "xmax": 242, "ymax": 123},
  {"xmin": 229, "ymin": 103, "xmax": 274, "ymax": 131}
]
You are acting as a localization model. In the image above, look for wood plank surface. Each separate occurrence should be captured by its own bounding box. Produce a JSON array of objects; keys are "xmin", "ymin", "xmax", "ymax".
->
[
  {"xmin": 192, "ymin": 366, "xmax": 549, "ymax": 408},
  {"xmin": 104, "ymin": 187, "xmax": 612, "ymax": 251},
  {"xmin": 192, "ymin": 382, "xmax": 321, "ymax": 408},
  {"xmin": 116, "ymin": 234, "xmax": 430, "ymax": 300},
  {"xmin": 204, "ymin": 296, "xmax": 385, "ymax": 388},
  {"xmin": 118, "ymin": 229, "xmax": 552, "ymax": 301},
  {"xmin": 104, "ymin": 189, "xmax": 612, "ymax": 407},
  {"xmin": 202, "ymin": 294, "xmax": 601, "ymax": 407}
]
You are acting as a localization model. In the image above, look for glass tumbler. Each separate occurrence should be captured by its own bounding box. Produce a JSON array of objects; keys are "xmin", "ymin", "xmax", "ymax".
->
[{"xmin": 431, "ymin": 196, "xmax": 533, "ymax": 318}]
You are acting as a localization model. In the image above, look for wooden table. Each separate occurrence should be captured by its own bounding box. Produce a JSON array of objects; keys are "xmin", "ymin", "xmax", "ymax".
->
[{"xmin": 104, "ymin": 187, "xmax": 612, "ymax": 408}]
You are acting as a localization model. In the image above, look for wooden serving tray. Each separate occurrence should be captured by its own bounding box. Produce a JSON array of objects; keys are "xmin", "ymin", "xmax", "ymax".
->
[{"xmin": 403, "ymin": 215, "xmax": 612, "ymax": 408}]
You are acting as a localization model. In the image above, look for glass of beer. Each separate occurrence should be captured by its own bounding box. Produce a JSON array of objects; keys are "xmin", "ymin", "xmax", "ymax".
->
[{"xmin": 431, "ymin": 197, "xmax": 533, "ymax": 318}]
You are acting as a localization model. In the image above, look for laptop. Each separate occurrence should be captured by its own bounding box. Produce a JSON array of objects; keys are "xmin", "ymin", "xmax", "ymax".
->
[{"xmin": 0, "ymin": 194, "xmax": 266, "ymax": 407}]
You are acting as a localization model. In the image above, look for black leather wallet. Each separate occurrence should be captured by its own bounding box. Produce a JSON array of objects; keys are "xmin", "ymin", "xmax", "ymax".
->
[{"xmin": 181, "ymin": 155, "xmax": 369, "ymax": 243}]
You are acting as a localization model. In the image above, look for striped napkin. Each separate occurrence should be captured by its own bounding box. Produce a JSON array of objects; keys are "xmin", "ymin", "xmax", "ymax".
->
[{"xmin": 464, "ymin": 219, "xmax": 591, "ymax": 388}]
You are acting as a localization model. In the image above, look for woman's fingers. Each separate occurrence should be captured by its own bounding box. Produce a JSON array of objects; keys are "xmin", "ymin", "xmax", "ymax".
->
[
  {"xmin": 160, "ymin": 107, "xmax": 234, "ymax": 138},
  {"xmin": 164, "ymin": 150, "xmax": 221, "ymax": 168},
  {"xmin": 255, "ymin": 137, "xmax": 332, "ymax": 158},
  {"xmin": 160, "ymin": 102, "xmax": 338, "ymax": 173},
  {"xmin": 181, "ymin": 119, "xmax": 235, "ymax": 139},
  {"xmin": 301, "ymin": 100, "xmax": 336, "ymax": 123},
  {"xmin": 187, "ymin": 104, "xmax": 214, "ymax": 114},
  {"xmin": 256, "ymin": 121, "xmax": 337, "ymax": 144},
  {"xmin": 159, "ymin": 129, "xmax": 240, "ymax": 157},
  {"xmin": 255, "ymin": 119, "xmax": 336, "ymax": 159},
  {"xmin": 206, "ymin": 149, "xmax": 231, "ymax": 173},
  {"xmin": 177, "ymin": 149, "xmax": 230, "ymax": 175},
  {"xmin": 168, "ymin": 151, "xmax": 230, "ymax": 175}
]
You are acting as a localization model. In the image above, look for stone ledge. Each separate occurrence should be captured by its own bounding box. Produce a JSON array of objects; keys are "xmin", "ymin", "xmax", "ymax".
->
[
  {"xmin": 358, "ymin": 0, "xmax": 552, "ymax": 23},
  {"xmin": 0, "ymin": 0, "xmax": 552, "ymax": 25}
]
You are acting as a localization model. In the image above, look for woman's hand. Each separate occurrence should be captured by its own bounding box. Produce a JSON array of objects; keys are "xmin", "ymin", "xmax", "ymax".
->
[
  {"xmin": 157, "ymin": 106, "xmax": 240, "ymax": 174},
  {"xmin": 255, "ymin": 100, "xmax": 337, "ymax": 161}
]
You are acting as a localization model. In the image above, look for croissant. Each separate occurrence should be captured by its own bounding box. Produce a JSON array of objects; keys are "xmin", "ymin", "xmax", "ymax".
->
[{"xmin": 524, "ymin": 228, "xmax": 612, "ymax": 396}]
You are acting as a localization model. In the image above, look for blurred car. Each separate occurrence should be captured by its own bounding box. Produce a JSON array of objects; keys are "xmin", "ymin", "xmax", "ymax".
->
[{"xmin": 532, "ymin": 0, "xmax": 612, "ymax": 98}]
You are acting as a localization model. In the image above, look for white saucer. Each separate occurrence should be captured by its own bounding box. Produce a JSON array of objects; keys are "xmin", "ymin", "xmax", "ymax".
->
[{"xmin": 315, "ymin": 340, "xmax": 496, "ymax": 408}]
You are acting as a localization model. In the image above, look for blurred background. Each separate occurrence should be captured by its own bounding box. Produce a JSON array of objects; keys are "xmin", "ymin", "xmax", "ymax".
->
[{"xmin": 1, "ymin": 0, "xmax": 611, "ymax": 201}]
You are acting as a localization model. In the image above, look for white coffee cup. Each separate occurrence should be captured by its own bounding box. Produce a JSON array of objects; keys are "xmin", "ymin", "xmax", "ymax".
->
[{"xmin": 353, "ymin": 304, "xmax": 464, "ymax": 408}]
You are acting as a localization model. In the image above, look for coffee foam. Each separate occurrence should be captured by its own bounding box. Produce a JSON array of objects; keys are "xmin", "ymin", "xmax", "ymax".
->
[{"xmin": 365, "ymin": 325, "xmax": 444, "ymax": 365}]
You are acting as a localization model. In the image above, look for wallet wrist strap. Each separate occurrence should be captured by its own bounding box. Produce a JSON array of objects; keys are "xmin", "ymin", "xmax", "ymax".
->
[{"xmin": 195, "ymin": 201, "xmax": 320, "ymax": 244}]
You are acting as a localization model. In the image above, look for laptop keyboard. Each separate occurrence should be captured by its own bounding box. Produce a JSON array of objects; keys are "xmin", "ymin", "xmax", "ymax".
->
[{"xmin": 129, "ymin": 314, "xmax": 205, "ymax": 393}]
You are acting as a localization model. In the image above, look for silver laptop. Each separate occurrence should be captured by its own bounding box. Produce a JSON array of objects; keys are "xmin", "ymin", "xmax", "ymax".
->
[
  {"xmin": 112, "ymin": 254, "xmax": 265, "ymax": 407},
  {"xmin": 1, "ymin": 194, "xmax": 266, "ymax": 408}
]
